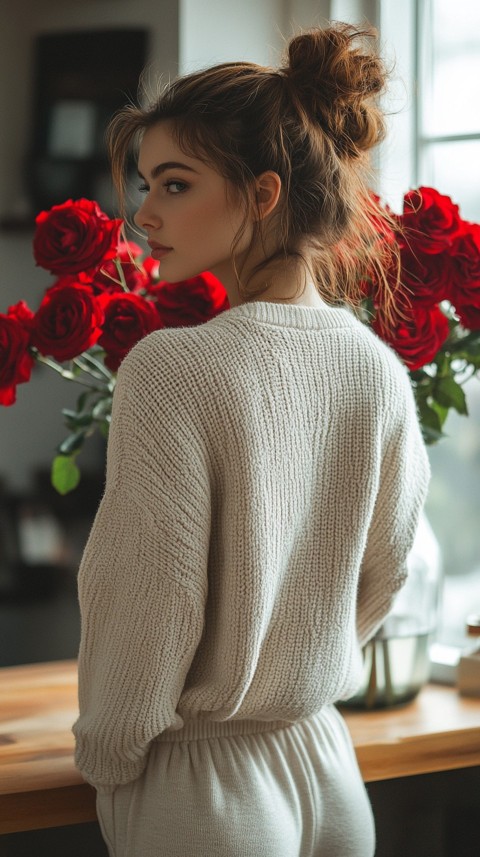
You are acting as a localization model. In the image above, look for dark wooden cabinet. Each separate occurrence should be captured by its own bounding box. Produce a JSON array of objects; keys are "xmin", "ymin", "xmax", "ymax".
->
[{"xmin": 27, "ymin": 29, "xmax": 149, "ymax": 215}]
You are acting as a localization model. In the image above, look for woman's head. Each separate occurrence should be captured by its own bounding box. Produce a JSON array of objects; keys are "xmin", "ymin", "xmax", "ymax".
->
[
  {"xmin": 131, "ymin": 120, "xmax": 280, "ymax": 288},
  {"xmin": 108, "ymin": 22, "xmax": 395, "ymax": 308}
]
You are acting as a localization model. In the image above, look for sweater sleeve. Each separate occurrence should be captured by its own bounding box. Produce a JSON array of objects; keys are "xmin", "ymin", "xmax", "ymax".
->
[
  {"xmin": 72, "ymin": 337, "xmax": 211, "ymax": 792},
  {"xmin": 356, "ymin": 362, "xmax": 431, "ymax": 647}
]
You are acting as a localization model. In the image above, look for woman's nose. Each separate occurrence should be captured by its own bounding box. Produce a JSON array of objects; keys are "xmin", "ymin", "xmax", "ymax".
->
[{"xmin": 134, "ymin": 198, "xmax": 162, "ymax": 231}]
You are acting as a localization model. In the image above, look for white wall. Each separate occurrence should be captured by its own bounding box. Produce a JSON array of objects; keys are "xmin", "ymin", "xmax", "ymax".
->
[
  {"xmin": 378, "ymin": 0, "xmax": 416, "ymax": 210},
  {"xmin": 179, "ymin": 0, "xmax": 289, "ymax": 70},
  {"xmin": 331, "ymin": 0, "xmax": 378, "ymax": 25},
  {"xmin": 179, "ymin": 0, "xmax": 332, "ymax": 72}
]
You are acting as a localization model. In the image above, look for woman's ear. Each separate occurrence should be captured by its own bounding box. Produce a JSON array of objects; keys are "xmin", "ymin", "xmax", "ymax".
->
[{"xmin": 254, "ymin": 171, "xmax": 282, "ymax": 220}]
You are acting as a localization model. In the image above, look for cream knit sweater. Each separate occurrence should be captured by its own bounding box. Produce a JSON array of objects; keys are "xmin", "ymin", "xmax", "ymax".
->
[{"xmin": 73, "ymin": 299, "xmax": 430, "ymax": 792}]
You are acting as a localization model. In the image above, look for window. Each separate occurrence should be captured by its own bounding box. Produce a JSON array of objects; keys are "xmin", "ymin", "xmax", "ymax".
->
[
  {"xmin": 416, "ymin": 0, "xmax": 480, "ymax": 222},
  {"xmin": 415, "ymin": 0, "xmax": 480, "ymax": 648}
]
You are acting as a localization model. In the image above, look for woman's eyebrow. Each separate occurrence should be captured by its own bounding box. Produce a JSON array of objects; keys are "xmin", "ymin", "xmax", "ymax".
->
[{"xmin": 137, "ymin": 161, "xmax": 200, "ymax": 180}]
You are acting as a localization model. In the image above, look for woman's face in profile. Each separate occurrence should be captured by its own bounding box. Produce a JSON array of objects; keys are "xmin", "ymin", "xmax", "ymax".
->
[{"xmin": 134, "ymin": 121, "xmax": 253, "ymax": 285}]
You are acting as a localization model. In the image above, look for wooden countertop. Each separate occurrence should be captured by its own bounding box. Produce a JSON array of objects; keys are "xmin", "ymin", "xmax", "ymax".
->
[{"xmin": 1, "ymin": 659, "xmax": 480, "ymax": 834}]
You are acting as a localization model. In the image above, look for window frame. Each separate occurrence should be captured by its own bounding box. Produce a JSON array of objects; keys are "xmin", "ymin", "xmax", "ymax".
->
[
  {"xmin": 413, "ymin": 0, "xmax": 480, "ymax": 186},
  {"xmin": 411, "ymin": 0, "xmax": 480, "ymax": 682}
]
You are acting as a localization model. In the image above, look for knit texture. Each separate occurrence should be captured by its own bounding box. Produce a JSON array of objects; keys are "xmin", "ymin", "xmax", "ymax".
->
[{"xmin": 72, "ymin": 299, "xmax": 430, "ymax": 791}]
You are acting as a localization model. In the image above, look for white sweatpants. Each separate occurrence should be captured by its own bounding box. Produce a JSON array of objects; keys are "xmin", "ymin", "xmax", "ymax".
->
[{"xmin": 96, "ymin": 704, "xmax": 375, "ymax": 856}]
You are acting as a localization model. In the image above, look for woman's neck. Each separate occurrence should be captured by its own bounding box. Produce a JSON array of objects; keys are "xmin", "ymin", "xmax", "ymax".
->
[{"xmin": 216, "ymin": 255, "xmax": 326, "ymax": 309}]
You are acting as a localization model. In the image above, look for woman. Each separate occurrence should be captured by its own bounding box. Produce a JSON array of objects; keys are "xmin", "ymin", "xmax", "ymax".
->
[{"xmin": 73, "ymin": 23, "xmax": 430, "ymax": 857}]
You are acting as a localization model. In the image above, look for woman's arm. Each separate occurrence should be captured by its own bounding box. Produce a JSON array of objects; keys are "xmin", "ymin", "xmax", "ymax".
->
[{"xmin": 72, "ymin": 335, "xmax": 211, "ymax": 792}]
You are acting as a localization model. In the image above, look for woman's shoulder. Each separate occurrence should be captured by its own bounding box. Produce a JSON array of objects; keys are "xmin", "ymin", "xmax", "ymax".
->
[
  {"xmin": 351, "ymin": 316, "xmax": 411, "ymax": 376},
  {"xmin": 118, "ymin": 322, "xmax": 218, "ymax": 373},
  {"xmin": 113, "ymin": 320, "xmax": 232, "ymax": 418}
]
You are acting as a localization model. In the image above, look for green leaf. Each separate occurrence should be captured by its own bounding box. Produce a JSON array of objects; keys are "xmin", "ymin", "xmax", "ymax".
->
[
  {"xmin": 70, "ymin": 361, "xmax": 82, "ymax": 376},
  {"xmin": 454, "ymin": 329, "xmax": 480, "ymax": 348},
  {"xmin": 421, "ymin": 424, "xmax": 445, "ymax": 445},
  {"xmin": 92, "ymin": 397, "xmax": 113, "ymax": 420},
  {"xmin": 416, "ymin": 398, "xmax": 447, "ymax": 444},
  {"xmin": 433, "ymin": 376, "xmax": 468, "ymax": 415},
  {"xmin": 409, "ymin": 368, "xmax": 431, "ymax": 384},
  {"xmin": 418, "ymin": 401, "xmax": 442, "ymax": 431},
  {"xmin": 76, "ymin": 391, "xmax": 89, "ymax": 411},
  {"xmin": 61, "ymin": 408, "xmax": 94, "ymax": 429},
  {"xmin": 57, "ymin": 431, "xmax": 86, "ymax": 456},
  {"xmin": 453, "ymin": 344, "xmax": 480, "ymax": 360},
  {"xmin": 430, "ymin": 399, "xmax": 449, "ymax": 426},
  {"xmin": 99, "ymin": 420, "xmax": 110, "ymax": 439},
  {"xmin": 51, "ymin": 455, "xmax": 81, "ymax": 495}
]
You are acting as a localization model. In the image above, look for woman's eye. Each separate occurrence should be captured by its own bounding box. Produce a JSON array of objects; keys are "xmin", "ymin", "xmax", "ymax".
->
[
  {"xmin": 138, "ymin": 183, "xmax": 149, "ymax": 194},
  {"xmin": 165, "ymin": 180, "xmax": 188, "ymax": 194}
]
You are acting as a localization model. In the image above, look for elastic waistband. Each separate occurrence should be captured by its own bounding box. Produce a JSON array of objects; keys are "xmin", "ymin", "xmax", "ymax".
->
[{"xmin": 154, "ymin": 717, "xmax": 296, "ymax": 743}]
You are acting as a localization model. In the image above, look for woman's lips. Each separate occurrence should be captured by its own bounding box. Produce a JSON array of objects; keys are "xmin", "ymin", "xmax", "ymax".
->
[{"xmin": 148, "ymin": 241, "xmax": 173, "ymax": 261}]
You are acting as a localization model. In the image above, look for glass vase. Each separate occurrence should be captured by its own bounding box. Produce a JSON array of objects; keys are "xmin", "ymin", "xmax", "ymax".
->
[{"xmin": 341, "ymin": 514, "xmax": 442, "ymax": 710}]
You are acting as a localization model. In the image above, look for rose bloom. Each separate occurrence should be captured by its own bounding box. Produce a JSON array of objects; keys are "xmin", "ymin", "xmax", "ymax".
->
[
  {"xmin": 97, "ymin": 292, "xmax": 163, "ymax": 371},
  {"xmin": 374, "ymin": 302, "xmax": 450, "ymax": 372},
  {"xmin": 92, "ymin": 241, "xmax": 150, "ymax": 294},
  {"xmin": 0, "ymin": 301, "xmax": 35, "ymax": 405},
  {"xmin": 32, "ymin": 281, "xmax": 103, "ymax": 361},
  {"xmin": 150, "ymin": 273, "xmax": 229, "ymax": 327},
  {"xmin": 449, "ymin": 224, "xmax": 480, "ymax": 308},
  {"xmin": 398, "ymin": 243, "xmax": 454, "ymax": 307},
  {"xmin": 143, "ymin": 257, "xmax": 160, "ymax": 282},
  {"xmin": 33, "ymin": 198, "xmax": 122, "ymax": 278},
  {"xmin": 456, "ymin": 303, "xmax": 480, "ymax": 331},
  {"xmin": 455, "ymin": 300, "xmax": 480, "ymax": 330},
  {"xmin": 401, "ymin": 187, "xmax": 465, "ymax": 254}
]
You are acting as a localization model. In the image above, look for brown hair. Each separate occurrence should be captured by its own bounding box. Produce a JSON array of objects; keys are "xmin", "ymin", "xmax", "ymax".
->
[{"xmin": 107, "ymin": 22, "xmax": 398, "ymax": 314}]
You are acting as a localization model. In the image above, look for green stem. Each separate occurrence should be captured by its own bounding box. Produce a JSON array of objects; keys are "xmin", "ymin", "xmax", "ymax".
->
[
  {"xmin": 35, "ymin": 354, "xmax": 105, "ymax": 392},
  {"xmin": 72, "ymin": 357, "xmax": 105, "ymax": 381},
  {"xmin": 114, "ymin": 258, "xmax": 130, "ymax": 292},
  {"xmin": 79, "ymin": 351, "xmax": 114, "ymax": 381},
  {"xmin": 72, "ymin": 356, "xmax": 114, "ymax": 389}
]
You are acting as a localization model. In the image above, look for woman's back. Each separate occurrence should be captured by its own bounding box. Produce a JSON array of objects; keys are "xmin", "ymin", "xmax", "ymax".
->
[{"xmin": 74, "ymin": 299, "xmax": 429, "ymax": 787}]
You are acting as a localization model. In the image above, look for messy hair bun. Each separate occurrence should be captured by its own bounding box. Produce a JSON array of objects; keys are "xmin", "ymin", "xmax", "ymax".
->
[
  {"xmin": 282, "ymin": 24, "xmax": 387, "ymax": 158},
  {"xmin": 109, "ymin": 21, "xmax": 399, "ymax": 321}
]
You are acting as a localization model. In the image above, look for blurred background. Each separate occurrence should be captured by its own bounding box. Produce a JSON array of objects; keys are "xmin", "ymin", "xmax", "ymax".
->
[{"xmin": 0, "ymin": 0, "xmax": 479, "ymax": 670}]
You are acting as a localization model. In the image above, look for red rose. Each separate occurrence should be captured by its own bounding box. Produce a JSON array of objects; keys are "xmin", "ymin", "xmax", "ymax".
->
[
  {"xmin": 7, "ymin": 300, "xmax": 34, "ymax": 327},
  {"xmin": 150, "ymin": 273, "xmax": 229, "ymax": 327},
  {"xmin": 142, "ymin": 257, "xmax": 165, "ymax": 295},
  {"xmin": 33, "ymin": 198, "xmax": 122, "ymax": 278},
  {"xmin": 456, "ymin": 304, "xmax": 480, "ymax": 331},
  {"xmin": 398, "ymin": 244, "xmax": 454, "ymax": 307},
  {"xmin": 116, "ymin": 240, "xmax": 144, "ymax": 260},
  {"xmin": 374, "ymin": 303, "xmax": 450, "ymax": 371},
  {"xmin": 32, "ymin": 282, "xmax": 103, "ymax": 361},
  {"xmin": 92, "ymin": 241, "xmax": 149, "ymax": 294},
  {"xmin": 0, "ymin": 301, "xmax": 35, "ymax": 405},
  {"xmin": 92, "ymin": 260, "xmax": 148, "ymax": 294},
  {"xmin": 97, "ymin": 293, "xmax": 163, "ymax": 371},
  {"xmin": 449, "ymin": 224, "xmax": 480, "ymax": 308},
  {"xmin": 143, "ymin": 257, "xmax": 160, "ymax": 281},
  {"xmin": 401, "ymin": 187, "xmax": 465, "ymax": 254}
]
